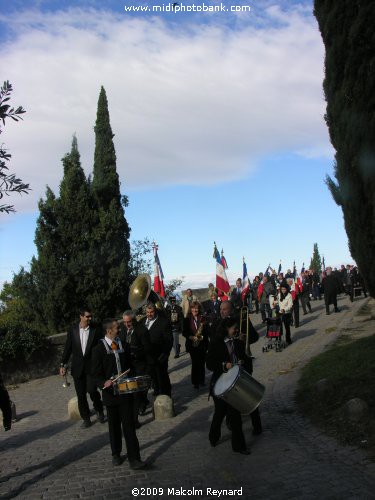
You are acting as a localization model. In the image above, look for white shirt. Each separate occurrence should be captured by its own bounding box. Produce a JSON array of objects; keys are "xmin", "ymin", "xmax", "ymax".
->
[
  {"xmin": 79, "ymin": 326, "xmax": 90, "ymax": 355},
  {"xmin": 145, "ymin": 317, "xmax": 157, "ymax": 330}
]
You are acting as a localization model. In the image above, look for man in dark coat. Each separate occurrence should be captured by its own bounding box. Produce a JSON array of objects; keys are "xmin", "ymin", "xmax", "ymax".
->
[
  {"xmin": 60, "ymin": 307, "xmax": 104, "ymax": 427},
  {"xmin": 322, "ymin": 267, "xmax": 341, "ymax": 315},
  {"xmin": 165, "ymin": 296, "xmax": 184, "ymax": 358},
  {"xmin": 119, "ymin": 310, "xmax": 148, "ymax": 426},
  {"xmin": 91, "ymin": 318, "xmax": 146, "ymax": 469},
  {"xmin": 137, "ymin": 302, "xmax": 173, "ymax": 397}
]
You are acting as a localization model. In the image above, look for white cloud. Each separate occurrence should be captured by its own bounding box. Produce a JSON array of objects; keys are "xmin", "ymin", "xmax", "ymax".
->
[{"xmin": 2, "ymin": 6, "xmax": 331, "ymax": 212}]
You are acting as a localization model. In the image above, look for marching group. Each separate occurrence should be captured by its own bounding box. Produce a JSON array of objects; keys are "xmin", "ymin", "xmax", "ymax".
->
[{"xmin": 0, "ymin": 263, "xmax": 367, "ymax": 467}]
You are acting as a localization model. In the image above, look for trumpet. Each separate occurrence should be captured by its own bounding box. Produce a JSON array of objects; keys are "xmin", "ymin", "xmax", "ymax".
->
[{"xmin": 239, "ymin": 306, "xmax": 252, "ymax": 358}]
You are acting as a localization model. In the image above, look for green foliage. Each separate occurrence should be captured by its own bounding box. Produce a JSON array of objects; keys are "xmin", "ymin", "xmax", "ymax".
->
[
  {"xmin": 89, "ymin": 87, "xmax": 131, "ymax": 321},
  {"xmin": 0, "ymin": 282, "xmax": 49, "ymax": 361},
  {"xmin": 0, "ymin": 80, "xmax": 30, "ymax": 213},
  {"xmin": 129, "ymin": 238, "xmax": 153, "ymax": 283},
  {"xmin": 309, "ymin": 243, "xmax": 322, "ymax": 274},
  {"xmin": 314, "ymin": 1, "xmax": 375, "ymax": 296},
  {"xmin": 165, "ymin": 277, "xmax": 185, "ymax": 300}
]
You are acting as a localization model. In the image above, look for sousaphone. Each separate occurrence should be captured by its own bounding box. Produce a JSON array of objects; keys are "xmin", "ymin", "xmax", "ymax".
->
[{"xmin": 128, "ymin": 274, "xmax": 165, "ymax": 312}]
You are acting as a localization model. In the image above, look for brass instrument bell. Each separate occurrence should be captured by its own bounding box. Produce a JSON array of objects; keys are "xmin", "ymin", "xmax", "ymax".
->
[{"xmin": 128, "ymin": 273, "xmax": 164, "ymax": 311}]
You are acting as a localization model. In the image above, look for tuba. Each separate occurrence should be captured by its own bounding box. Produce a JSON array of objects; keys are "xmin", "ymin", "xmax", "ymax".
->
[{"xmin": 128, "ymin": 274, "xmax": 165, "ymax": 314}]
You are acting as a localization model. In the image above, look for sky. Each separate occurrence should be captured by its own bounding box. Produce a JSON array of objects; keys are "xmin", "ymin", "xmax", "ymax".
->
[{"xmin": 0, "ymin": 0, "xmax": 353, "ymax": 291}]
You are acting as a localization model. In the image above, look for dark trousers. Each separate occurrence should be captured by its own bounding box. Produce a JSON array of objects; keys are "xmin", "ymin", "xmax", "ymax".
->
[
  {"xmin": 73, "ymin": 375, "xmax": 103, "ymax": 420},
  {"xmin": 253, "ymin": 299, "xmax": 259, "ymax": 314},
  {"xmin": 189, "ymin": 348, "xmax": 206, "ymax": 386},
  {"xmin": 292, "ymin": 299, "xmax": 300, "ymax": 327},
  {"xmin": 0, "ymin": 387, "xmax": 12, "ymax": 428},
  {"xmin": 149, "ymin": 361, "xmax": 171, "ymax": 397},
  {"xmin": 301, "ymin": 294, "xmax": 312, "ymax": 314},
  {"xmin": 312, "ymin": 285, "xmax": 321, "ymax": 300},
  {"xmin": 260, "ymin": 302, "xmax": 271, "ymax": 322},
  {"xmin": 209, "ymin": 396, "xmax": 246, "ymax": 452},
  {"xmin": 106, "ymin": 396, "xmax": 140, "ymax": 461},
  {"xmin": 172, "ymin": 331, "xmax": 181, "ymax": 356},
  {"xmin": 281, "ymin": 313, "xmax": 292, "ymax": 342},
  {"xmin": 325, "ymin": 295, "xmax": 338, "ymax": 313}
]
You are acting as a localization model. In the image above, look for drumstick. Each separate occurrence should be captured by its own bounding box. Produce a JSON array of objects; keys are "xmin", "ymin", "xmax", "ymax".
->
[{"xmin": 102, "ymin": 369, "xmax": 130, "ymax": 390}]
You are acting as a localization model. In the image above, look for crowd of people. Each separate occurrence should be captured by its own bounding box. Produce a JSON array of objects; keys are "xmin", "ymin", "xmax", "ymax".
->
[{"xmin": 0, "ymin": 263, "xmax": 367, "ymax": 468}]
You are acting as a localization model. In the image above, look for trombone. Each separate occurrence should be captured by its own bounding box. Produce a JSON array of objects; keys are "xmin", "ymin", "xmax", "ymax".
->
[{"xmin": 239, "ymin": 306, "xmax": 252, "ymax": 358}]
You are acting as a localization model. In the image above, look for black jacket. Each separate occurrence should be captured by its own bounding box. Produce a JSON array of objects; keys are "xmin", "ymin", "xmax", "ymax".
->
[
  {"xmin": 91, "ymin": 339, "xmax": 134, "ymax": 406},
  {"xmin": 206, "ymin": 336, "xmax": 253, "ymax": 393},
  {"xmin": 61, "ymin": 324, "xmax": 102, "ymax": 379},
  {"xmin": 182, "ymin": 316, "xmax": 210, "ymax": 353},
  {"xmin": 137, "ymin": 315, "xmax": 173, "ymax": 364},
  {"xmin": 118, "ymin": 323, "xmax": 146, "ymax": 374}
]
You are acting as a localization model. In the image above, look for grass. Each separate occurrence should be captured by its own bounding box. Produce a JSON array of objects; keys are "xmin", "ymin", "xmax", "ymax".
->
[{"xmin": 296, "ymin": 333, "xmax": 375, "ymax": 457}]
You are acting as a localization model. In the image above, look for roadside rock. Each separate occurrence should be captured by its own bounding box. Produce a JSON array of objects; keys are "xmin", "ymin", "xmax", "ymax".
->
[{"xmin": 343, "ymin": 398, "xmax": 369, "ymax": 421}]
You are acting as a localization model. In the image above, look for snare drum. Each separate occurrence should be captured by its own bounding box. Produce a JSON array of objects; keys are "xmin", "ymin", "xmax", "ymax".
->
[
  {"xmin": 213, "ymin": 365, "xmax": 265, "ymax": 415},
  {"xmin": 114, "ymin": 375, "xmax": 151, "ymax": 395}
]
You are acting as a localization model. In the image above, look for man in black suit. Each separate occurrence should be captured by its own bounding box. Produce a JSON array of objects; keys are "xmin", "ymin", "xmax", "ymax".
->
[
  {"xmin": 0, "ymin": 371, "xmax": 12, "ymax": 431},
  {"xmin": 137, "ymin": 302, "xmax": 173, "ymax": 397},
  {"xmin": 119, "ymin": 310, "xmax": 148, "ymax": 426},
  {"xmin": 92, "ymin": 318, "xmax": 146, "ymax": 469},
  {"xmin": 60, "ymin": 307, "xmax": 104, "ymax": 428},
  {"xmin": 230, "ymin": 278, "xmax": 243, "ymax": 311}
]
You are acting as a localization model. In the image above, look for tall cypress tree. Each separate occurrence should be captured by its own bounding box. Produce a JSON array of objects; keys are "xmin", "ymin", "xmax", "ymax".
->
[
  {"xmin": 309, "ymin": 243, "xmax": 322, "ymax": 274},
  {"xmin": 31, "ymin": 186, "xmax": 64, "ymax": 333},
  {"xmin": 314, "ymin": 1, "xmax": 375, "ymax": 296},
  {"xmin": 90, "ymin": 87, "xmax": 131, "ymax": 321},
  {"xmin": 31, "ymin": 136, "xmax": 95, "ymax": 332}
]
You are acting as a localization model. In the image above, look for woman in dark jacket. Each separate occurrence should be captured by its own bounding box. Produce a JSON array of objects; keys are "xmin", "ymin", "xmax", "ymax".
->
[
  {"xmin": 182, "ymin": 301, "xmax": 209, "ymax": 389},
  {"xmin": 206, "ymin": 316, "xmax": 256, "ymax": 454}
]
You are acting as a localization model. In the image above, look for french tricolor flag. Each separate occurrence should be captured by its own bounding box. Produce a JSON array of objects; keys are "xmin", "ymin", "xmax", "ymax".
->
[
  {"xmin": 213, "ymin": 243, "xmax": 230, "ymax": 294},
  {"xmin": 241, "ymin": 258, "xmax": 250, "ymax": 302},
  {"xmin": 152, "ymin": 242, "xmax": 165, "ymax": 298}
]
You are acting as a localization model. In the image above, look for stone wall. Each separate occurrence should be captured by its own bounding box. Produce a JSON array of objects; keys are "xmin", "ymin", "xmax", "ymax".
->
[{"xmin": 2, "ymin": 332, "xmax": 67, "ymax": 386}]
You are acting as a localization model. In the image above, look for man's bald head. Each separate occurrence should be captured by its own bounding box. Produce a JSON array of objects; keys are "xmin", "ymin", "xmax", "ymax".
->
[{"xmin": 220, "ymin": 301, "xmax": 233, "ymax": 319}]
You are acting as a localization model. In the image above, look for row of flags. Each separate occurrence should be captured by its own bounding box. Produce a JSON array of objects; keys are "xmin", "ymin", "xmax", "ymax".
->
[{"xmin": 150, "ymin": 240, "xmax": 327, "ymax": 299}]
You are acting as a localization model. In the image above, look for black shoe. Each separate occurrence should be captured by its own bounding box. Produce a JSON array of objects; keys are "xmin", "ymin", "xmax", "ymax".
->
[
  {"xmin": 96, "ymin": 411, "xmax": 105, "ymax": 424},
  {"xmin": 4, "ymin": 422, "xmax": 11, "ymax": 431},
  {"xmin": 134, "ymin": 421, "xmax": 142, "ymax": 429},
  {"xmin": 326, "ymin": 311, "xmax": 330, "ymax": 315},
  {"xmin": 174, "ymin": 354, "xmax": 180, "ymax": 359},
  {"xmin": 252, "ymin": 427, "xmax": 262, "ymax": 436},
  {"xmin": 193, "ymin": 384, "xmax": 199, "ymax": 389},
  {"xmin": 237, "ymin": 449, "xmax": 251, "ymax": 455},
  {"xmin": 112, "ymin": 455, "xmax": 123, "ymax": 466},
  {"xmin": 210, "ymin": 439, "xmax": 218, "ymax": 447},
  {"xmin": 286, "ymin": 339, "xmax": 292, "ymax": 345},
  {"xmin": 335, "ymin": 308, "xmax": 340, "ymax": 313},
  {"xmin": 81, "ymin": 419, "xmax": 92, "ymax": 428},
  {"xmin": 129, "ymin": 459, "xmax": 147, "ymax": 470}
]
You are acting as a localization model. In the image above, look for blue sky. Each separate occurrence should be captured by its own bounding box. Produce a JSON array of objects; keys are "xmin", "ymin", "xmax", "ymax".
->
[{"xmin": 0, "ymin": 0, "xmax": 353, "ymax": 290}]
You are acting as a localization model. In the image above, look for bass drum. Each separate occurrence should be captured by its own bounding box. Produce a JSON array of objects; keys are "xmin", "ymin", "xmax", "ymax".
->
[{"xmin": 213, "ymin": 365, "xmax": 265, "ymax": 415}]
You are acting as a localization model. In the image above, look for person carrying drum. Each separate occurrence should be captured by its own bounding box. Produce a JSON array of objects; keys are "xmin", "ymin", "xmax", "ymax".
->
[
  {"xmin": 119, "ymin": 310, "xmax": 148, "ymax": 426},
  {"xmin": 92, "ymin": 318, "xmax": 146, "ymax": 469},
  {"xmin": 206, "ymin": 316, "xmax": 260, "ymax": 455}
]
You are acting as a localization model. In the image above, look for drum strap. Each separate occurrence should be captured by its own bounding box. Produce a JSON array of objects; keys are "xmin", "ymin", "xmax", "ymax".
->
[
  {"xmin": 225, "ymin": 338, "xmax": 238, "ymax": 364},
  {"xmin": 101, "ymin": 338, "xmax": 124, "ymax": 376}
]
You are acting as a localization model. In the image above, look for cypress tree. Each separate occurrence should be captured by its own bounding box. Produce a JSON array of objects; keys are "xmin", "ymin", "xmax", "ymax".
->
[
  {"xmin": 31, "ymin": 186, "xmax": 64, "ymax": 333},
  {"xmin": 314, "ymin": 1, "xmax": 375, "ymax": 296},
  {"xmin": 31, "ymin": 136, "xmax": 95, "ymax": 332},
  {"xmin": 309, "ymin": 243, "xmax": 322, "ymax": 274},
  {"xmin": 90, "ymin": 87, "xmax": 131, "ymax": 321}
]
